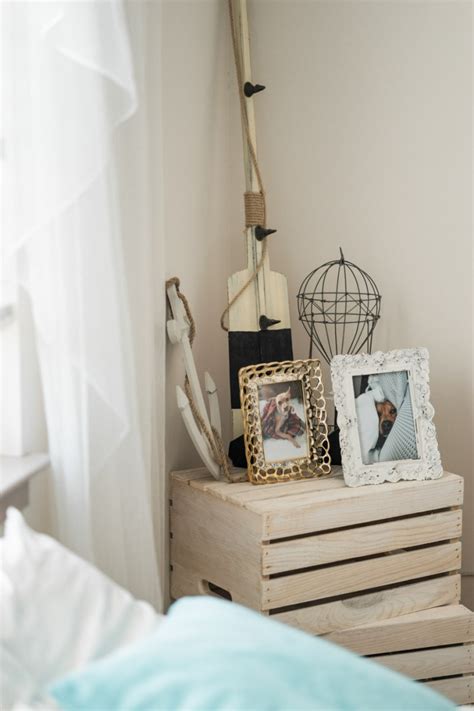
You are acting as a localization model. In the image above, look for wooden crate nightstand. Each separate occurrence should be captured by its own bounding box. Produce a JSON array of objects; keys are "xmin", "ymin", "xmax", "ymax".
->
[
  {"xmin": 170, "ymin": 467, "xmax": 463, "ymax": 622},
  {"xmin": 326, "ymin": 605, "xmax": 474, "ymax": 706},
  {"xmin": 170, "ymin": 467, "xmax": 472, "ymax": 704}
]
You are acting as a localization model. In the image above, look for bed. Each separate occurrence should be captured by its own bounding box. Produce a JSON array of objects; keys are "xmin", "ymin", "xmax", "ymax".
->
[{"xmin": 1, "ymin": 507, "xmax": 458, "ymax": 711}]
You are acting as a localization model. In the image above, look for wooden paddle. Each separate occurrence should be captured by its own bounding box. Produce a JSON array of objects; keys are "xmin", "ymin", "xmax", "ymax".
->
[{"xmin": 226, "ymin": 0, "xmax": 293, "ymax": 465}]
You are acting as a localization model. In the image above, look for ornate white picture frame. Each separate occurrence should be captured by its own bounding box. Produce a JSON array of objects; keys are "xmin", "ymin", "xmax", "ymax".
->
[{"xmin": 331, "ymin": 348, "xmax": 443, "ymax": 487}]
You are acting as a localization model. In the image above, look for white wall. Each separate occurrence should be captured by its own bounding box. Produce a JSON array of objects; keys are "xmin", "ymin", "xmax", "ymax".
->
[
  {"xmin": 154, "ymin": 0, "xmax": 473, "ymax": 606},
  {"xmin": 250, "ymin": 0, "xmax": 472, "ymax": 604},
  {"xmin": 152, "ymin": 0, "xmax": 239, "ymax": 470}
]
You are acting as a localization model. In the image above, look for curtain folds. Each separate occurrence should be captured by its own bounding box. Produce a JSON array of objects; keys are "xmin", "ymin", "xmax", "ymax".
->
[{"xmin": 2, "ymin": 1, "xmax": 163, "ymax": 609}]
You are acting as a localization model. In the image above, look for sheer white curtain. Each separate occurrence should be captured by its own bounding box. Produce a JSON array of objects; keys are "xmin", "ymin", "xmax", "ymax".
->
[{"xmin": 2, "ymin": 1, "xmax": 163, "ymax": 609}]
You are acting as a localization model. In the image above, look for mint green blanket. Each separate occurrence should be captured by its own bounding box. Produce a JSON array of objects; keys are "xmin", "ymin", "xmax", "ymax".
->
[{"xmin": 51, "ymin": 596, "xmax": 454, "ymax": 710}]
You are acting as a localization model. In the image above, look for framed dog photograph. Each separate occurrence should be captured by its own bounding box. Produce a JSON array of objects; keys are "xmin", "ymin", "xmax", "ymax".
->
[
  {"xmin": 239, "ymin": 359, "xmax": 331, "ymax": 484},
  {"xmin": 331, "ymin": 348, "xmax": 443, "ymax": 487}
]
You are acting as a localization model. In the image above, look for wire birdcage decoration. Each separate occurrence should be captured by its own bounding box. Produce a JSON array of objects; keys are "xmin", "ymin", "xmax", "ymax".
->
[
  {"xmin": 297, "ymin": 248, "xmax": 381, "ymax": 365},
  {"xmin": 296, "ymin": 249, "xmax": 381, "ymax": 463}
]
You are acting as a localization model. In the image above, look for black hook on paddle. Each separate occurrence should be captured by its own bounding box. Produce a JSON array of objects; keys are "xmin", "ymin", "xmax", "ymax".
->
[
  {"xmin": 259, "ymin": 315, "xmax": 281, "ymax": 331},
  {"xmin": 244, "ymin": 82, "xmax": 265, "ymax": 97},
  {"xmin": 255, "ymin": 226, "xmax": 277, "ymax": 241}
]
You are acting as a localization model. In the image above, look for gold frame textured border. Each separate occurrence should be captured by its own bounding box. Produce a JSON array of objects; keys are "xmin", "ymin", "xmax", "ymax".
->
[{"xmin": 239, "ymin": 359, "xmax": 331, "ymax": 484}]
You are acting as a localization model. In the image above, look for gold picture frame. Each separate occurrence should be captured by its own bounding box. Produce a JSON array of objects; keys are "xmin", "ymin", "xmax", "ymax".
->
[{"xmin": 239, "ymin": 359, "xmax": 331, "ymax": 484}]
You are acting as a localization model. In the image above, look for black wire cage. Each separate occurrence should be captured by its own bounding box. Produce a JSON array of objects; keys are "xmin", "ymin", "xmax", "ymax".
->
[
  {"xmin": 297, "ymin": 248, "xmax": 381, "ymax": 464},
  {"xmin": 297, "ymin": 248, "xmax": 381, "ymax": 365}
]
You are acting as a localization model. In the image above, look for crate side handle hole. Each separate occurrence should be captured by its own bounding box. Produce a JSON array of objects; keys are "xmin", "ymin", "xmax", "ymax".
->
[{"xmin": 199, "ymin": 580, "xmax": 233, "ymax": 601}]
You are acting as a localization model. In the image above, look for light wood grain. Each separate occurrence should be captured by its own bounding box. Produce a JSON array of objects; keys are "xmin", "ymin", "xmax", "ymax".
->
[
  {"xmin": 174, "ymin": 469, "xmax": 462, "ymax": 517},
  {"xmin": 228, "ymin": 269, "xmax": 291, "ymax": 333},
  {"xmin": 325, "ymin": 604, "xmax": 474, "ymax": 655},
  {"xmin": 170, "ymin": 469, "xmax": 466, "ymax": 638},
  {"xmin": 263, "ymin": 542, "xmax": 461, "ymax": 609},
  {"xmin": 170, "ymin": 561, "xmax": 255, "ymax": 607},
  {"xmin": 228, "ymin": 472, "xmax": 346, "ymax": 503},
  {"xmin": 232, "ymin": 411, "xmax": 245, "ymax": 439},
  {"xmin": 425, "ymin": 675, "xmax": 473, "ymax": 706},
  {"xmin": 170, "ymin": 479, "xmax": 262, "ymax": 609},
  {"xmin": 263, "ymin": 509, "xmax": 462, "ymax": 574},
  {"xmin": 188, "ymin": 472, "xmax": 257, "ymax": 501},
  {"xmin": 372, "ymin": 643, "xmax": 474, "ymax": 680},
  {"xmin": 178, "ymin": 466, "xmax": 345, "ymax": 501},
  {"xmin": 259, "ymin": 474, "xmax": 463, "ymax": 539},
  {"xmin": 170, "ymin": 561, "xmax": 203, "ymax": 600},
  {"xmin": 171, "ymin": 469, "xmax": 211, "ymax": 483},
  {"xmin": 272, "ymin": 575, "xmax": 460, "ymax": 635}
]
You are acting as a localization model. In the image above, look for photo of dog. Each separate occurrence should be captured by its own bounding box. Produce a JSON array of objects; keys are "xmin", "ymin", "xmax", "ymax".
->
[
  {"xmin": 258, "ymin": 381, "xmax": 308, "ymax": 463},
  {"xmin": 375, "ymin": 399, "xmax": 398, "ymax": 446},
  {"xmin": 353, "ymin": 371, "xmax": 419, "ymax": 465}
]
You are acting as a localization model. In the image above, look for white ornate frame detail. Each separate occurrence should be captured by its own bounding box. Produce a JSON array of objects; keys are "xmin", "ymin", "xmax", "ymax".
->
[{"xmin": 331, "ymin": 348, "xmax": 443, "ymax": 487}]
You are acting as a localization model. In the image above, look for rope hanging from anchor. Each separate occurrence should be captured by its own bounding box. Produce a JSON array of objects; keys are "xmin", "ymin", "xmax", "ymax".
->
[
  {"xmin": 166, "ymin": 277, "xmax": 241, "ymax": 482},
  {"xmin": 220, "ymin": 0, "xmax": 268, "ymax": 332}
]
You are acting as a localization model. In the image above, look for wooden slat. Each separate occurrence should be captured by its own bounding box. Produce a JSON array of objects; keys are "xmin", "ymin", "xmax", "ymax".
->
[
  {"xmin": 170, "ymin": 479, "xmax": 262, "ymax": 609},
  {"xmin": 171, "ymin": 469, "xmax": 212, "ymax": 482},
  {"xmin": 264, "ymin": 509, "xmax": 462, "ymax": 574},
  {"xmin": 258, "ymin": 474, "xmax": 463, "ymax": 539},
  {"xmin": 172, "ymin": 472, "xmax": 463, "ymax": 537},
  {"xmin": 170, "ymin": 562, "xmax": 257, "ymax": 608},
  {"xmin": 272, "ymin": 575, "xmax": 461, "ymax": 635},
  {"xmin": 184, "ymin": 469, "xmax": 344, "ymax": 503},
  {"xmin": 425, "ymin": 675, "xmax": 473, "ymax": 706},
  {"xmin": 189, "ymin": 475, "xmax": 256, "ymax": 501},
  {"xmin": 228, "ymin": 472, "xmax": 345, "ymax": 503},
  {"xmin": 263, "ymin": 542, "xmax": 461, "ymax": 610},
  {"xmin": 372, "ymin": 643, "xmax": 474, "ymax": 680},
  {"xmin": 325, "ymin": 604, "xmax": 474, "ymax": 655}
]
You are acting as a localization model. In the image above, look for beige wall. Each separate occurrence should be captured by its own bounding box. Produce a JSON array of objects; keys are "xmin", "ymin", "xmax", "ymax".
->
[
  {"xmin": 159, "ymin": 0, "xmax": 237, "ymax": 473},
  {"xmin": 153, "ymin": 1, "xmax": 472, "ymax": 604}
]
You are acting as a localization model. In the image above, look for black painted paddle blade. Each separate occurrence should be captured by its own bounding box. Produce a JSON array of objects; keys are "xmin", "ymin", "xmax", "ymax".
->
[
  {"xmin": 228, "ymin": 435, "xmax": 247, "ymax": 469},
  {"xmin": 228, "ymin": 329, "xmax": 293, "ymax": 411},
  {"xmin": 328, "ymin": 428, "xmax": 342, "ymax": 466},
  {"xmin": 228, "ymin": 329, "xmax": 293, "ymax": 467}
]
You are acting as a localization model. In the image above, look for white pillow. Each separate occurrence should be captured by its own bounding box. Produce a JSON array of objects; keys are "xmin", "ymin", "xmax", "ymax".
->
[{"xmin": 0, "ymin": 508, "xmax": 162, "ymax": 709}]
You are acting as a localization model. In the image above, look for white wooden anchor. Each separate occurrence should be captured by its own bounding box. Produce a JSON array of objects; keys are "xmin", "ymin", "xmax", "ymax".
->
[{"xmin": 166, "ymin": 282, "xmax": 223, "ymax": 480}]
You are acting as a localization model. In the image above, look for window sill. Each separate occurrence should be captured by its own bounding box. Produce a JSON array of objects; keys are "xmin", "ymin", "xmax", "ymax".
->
[{"xmin": 0, "ymin": 453, "xmax": 50, "ymax": 521}]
